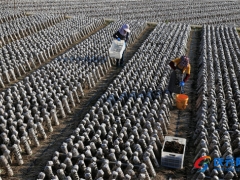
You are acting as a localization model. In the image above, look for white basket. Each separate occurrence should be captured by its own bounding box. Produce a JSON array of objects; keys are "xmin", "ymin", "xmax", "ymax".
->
[
  {"xmin": 109, "ymin": 39, "xmax": 126, "ymax": 59},
  {"xmin": 161, "ymin": 136, "xmax": 186, "ymax": 169}
]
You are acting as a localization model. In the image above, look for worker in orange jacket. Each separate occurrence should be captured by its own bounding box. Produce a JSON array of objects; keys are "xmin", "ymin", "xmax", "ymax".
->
[{"xmin": 167, "ymin": 55, "xmax": 191, "ymax": 95}]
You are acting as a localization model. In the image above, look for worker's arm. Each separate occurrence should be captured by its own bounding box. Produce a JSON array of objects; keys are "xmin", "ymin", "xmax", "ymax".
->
[
  {"xmin": 125, "ymin": 32, "xmax": 129, "ymax": 43},
  {"xmin": 172, "ymin": 58, "xmax": 181, "ymax": 64},
  {"xmin": 183, "ymin": 74, "xmax": 190, "ymax": 82},
  {"xmin": 169, "ymin": 58, "xmax": 180, "ymax": 70},
  {"xmin": 183, "ymin": 65, "xmax": 191, "ymax": 82},
  {"xmin": 113, "ymin": 31, "xmax": 119, "ymax": 39},
  {"xmin": 169, "ymin": 61, "xmax": 176, "ymax": 70}
]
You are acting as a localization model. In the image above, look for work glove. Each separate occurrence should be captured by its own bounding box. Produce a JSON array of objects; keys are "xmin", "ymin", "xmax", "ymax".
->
[
  {"xmin": 117, "ymin": 37, "xmax": 121, "ymax": 41},
  {"xmin": 179, "ymin": 81, "xmax": 185, "ymax": 87}
]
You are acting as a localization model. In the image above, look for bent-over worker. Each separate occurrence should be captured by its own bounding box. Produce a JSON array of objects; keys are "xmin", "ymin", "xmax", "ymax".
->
[{"xmin": 167, "ymin": 55, "xmax": 191, "ymax": 95}]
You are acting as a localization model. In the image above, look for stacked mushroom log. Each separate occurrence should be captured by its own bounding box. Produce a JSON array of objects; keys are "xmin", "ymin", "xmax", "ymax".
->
[
  {"xmin": 0, "ymin": 13, "xmax": 65, "ymax": 47},
  {"xmin": 5, "ymin": 0, "xmax": 240, "ymax": 26},
  {"xmin": 0, "ymin": 16, "xmax": 105, "ymax": 88},
  {"xmin": 111, "ymin": 0, "xmax": 240, "ymax": 26},
  {"xmin": 0, "ymin": 20, "xmax": 145, "ymax": 177},
  {"xmin": 0, "ymin": 11, "xmax": 26, "ymax": 24},
  {"xmin": 192, "ymin": 25, "xmax": 240, "ymax": 179},
  {"xmin": 37, "ymin": 22, "xmax": 190, "ymax": 180}
]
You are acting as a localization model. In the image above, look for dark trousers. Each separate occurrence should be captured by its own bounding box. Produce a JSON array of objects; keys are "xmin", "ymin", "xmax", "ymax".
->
[
  {"xmin": 168, "ymin": 70, "xmax": 182, "ymax": 94},
  {"xmin": 116, "ymin": 49, "xmax": 125, "ymax": 66}
]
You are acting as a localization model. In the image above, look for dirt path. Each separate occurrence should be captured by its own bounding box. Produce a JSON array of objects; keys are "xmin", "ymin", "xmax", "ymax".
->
[
  {"xmin": 184, "ymin": 27, "xmax": 202, "ymax": 180},
  {"xmin": 154, "ymin": 27, "xmax": 202, "ymax": 180},
  {"xmin": 3, "ymin": 24, "xmax": 155, "ymax": 180}
]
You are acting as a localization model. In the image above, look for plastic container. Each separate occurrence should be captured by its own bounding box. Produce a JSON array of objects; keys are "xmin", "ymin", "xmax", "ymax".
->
[
  {"xmin": 161, "ymin": 136, "xmax": 186, "ymax": 169},
  {"xmin": 109, "ymin": 39, "xmax": 126, "ymax": 59},
  {"xmin": 176, "ymin": 94, "xmax": 188, "ymax": 110}
]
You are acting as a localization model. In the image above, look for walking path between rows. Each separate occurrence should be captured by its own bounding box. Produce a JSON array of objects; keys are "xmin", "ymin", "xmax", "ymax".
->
[{"xmin": 154, "ymin": 27, "xmax": 202, "ymax": 180}]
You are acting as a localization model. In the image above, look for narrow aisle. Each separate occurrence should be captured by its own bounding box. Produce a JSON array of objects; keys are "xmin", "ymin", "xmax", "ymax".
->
[
  {"xmin": 166, "ymin": 27, "xmax": 201, "ymax": 139},
  {"xmin": 158, "ymin": 27, "xmax": 202, "ymax": 179},
  {"xmin": 184, "ymin": 27, "xmax": 202, "ymax": 179}
]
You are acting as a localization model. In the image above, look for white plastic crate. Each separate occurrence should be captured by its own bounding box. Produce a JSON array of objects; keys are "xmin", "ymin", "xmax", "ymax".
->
[
  {"xmin": 161, "ymin": 136, "xmax": 186, "ymax": 169},
  {"xmin": 109, "ymin": 39, "xmax": 126, "ymax": 59}
]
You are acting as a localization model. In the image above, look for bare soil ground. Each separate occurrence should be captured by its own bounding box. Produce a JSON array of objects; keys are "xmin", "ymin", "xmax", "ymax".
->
[
  {"xmin": 1, "ymin": 24, "xmax": 155, "ymax": 180},
  {"xmin": 154, "ymin": 27, "xmax": 202, "ymax": 180}
]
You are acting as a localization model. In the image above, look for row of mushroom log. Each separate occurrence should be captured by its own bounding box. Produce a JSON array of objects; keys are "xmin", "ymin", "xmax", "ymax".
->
[
  {"xmin": 0, "ymin": 13, "xmax": 65, "ymax": 47},
  {"xmin": 1, "ymin": 0, "xmax": 240, "ymax": 26},
  {"xmin": 0, "ymin": 16, "xmax": 105, "ymax": 87},
  {"xmin": 192, "ymin": 25, "xmax": 240, "ymax": 179},
  {"xmin": 36, "ymin": 22, "xmax": 191, "ymax": 179},
  {"xmin": 0, "ymin": 7, "xmax": 240, "ymax": 180},
  {"xmin": 0, "ymin": 11, "xmax": 26, "ymax": 24},
  {"xmin": 0, "ymin": 19, "xmax": 146, "ymax": 178}
]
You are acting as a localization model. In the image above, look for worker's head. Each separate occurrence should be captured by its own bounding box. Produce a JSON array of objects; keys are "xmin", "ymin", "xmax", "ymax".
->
[
  {"xmin": 122, "ymin": 24, "xmax": 130, "ymax": 33},
  {"xmin": 180, "ymin": 55, "xmax": 189, "ymax": 67},
  {"xmin": 119, "ymin": 24, "xmax": 130, "ymax": 36}
]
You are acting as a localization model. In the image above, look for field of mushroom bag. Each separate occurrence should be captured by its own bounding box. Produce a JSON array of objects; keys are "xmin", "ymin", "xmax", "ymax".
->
[{"xmin": 0, "ymin": 0, "xmax": 240, "ymax": 180}]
